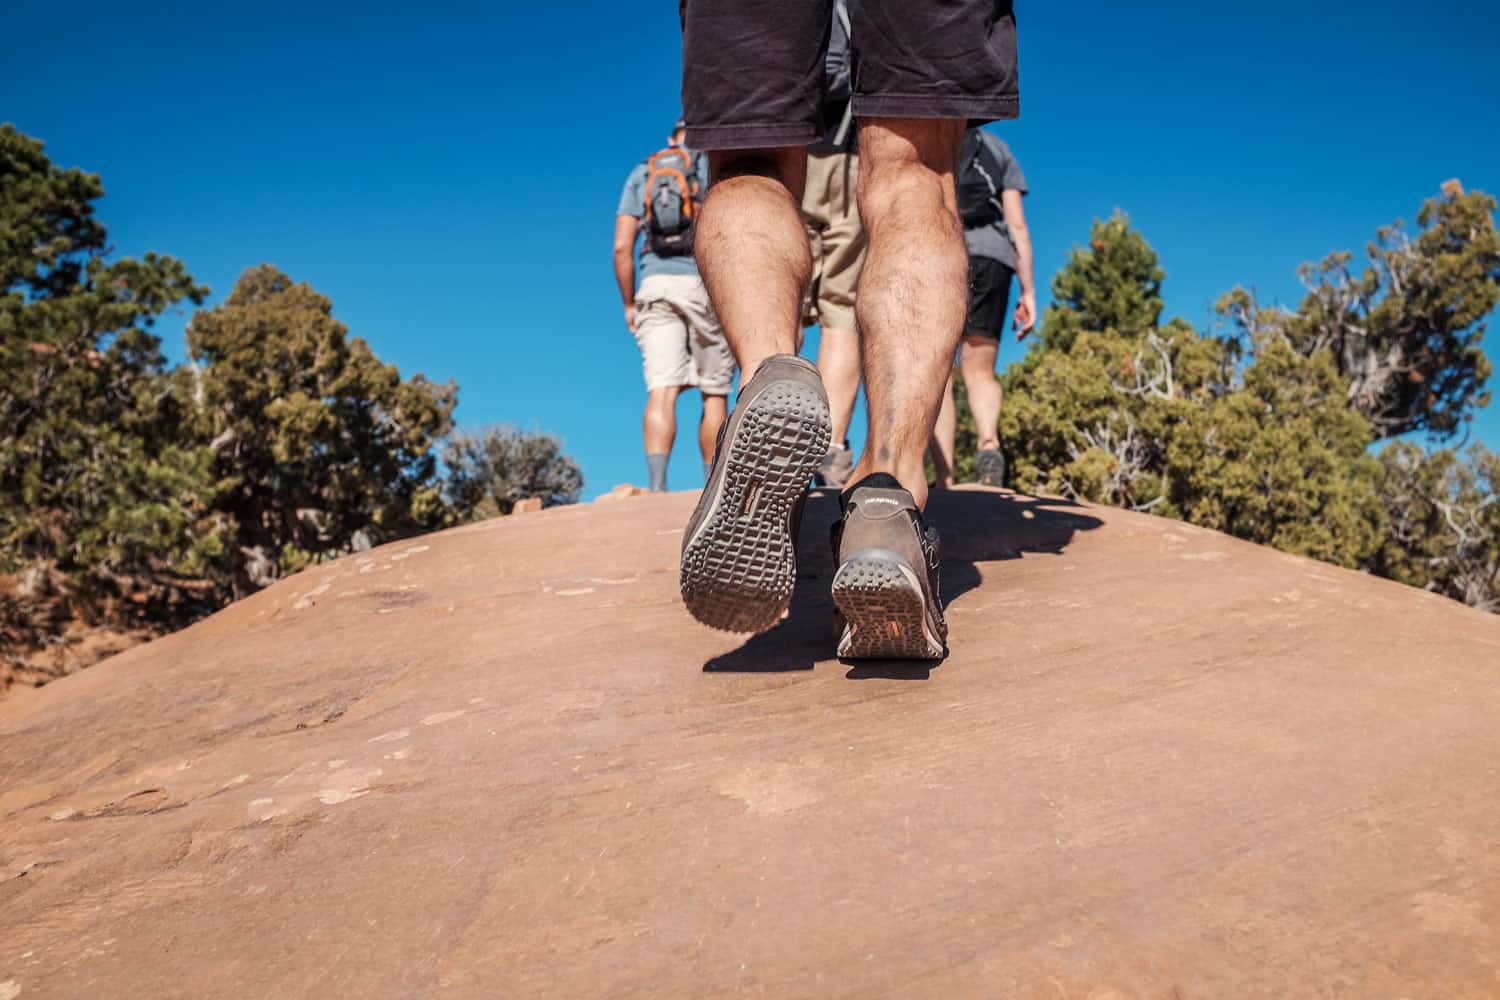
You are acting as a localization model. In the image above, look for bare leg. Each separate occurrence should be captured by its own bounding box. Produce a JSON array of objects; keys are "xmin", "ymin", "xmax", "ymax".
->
[
  {"xmin": 643, "ymin": 385, "xmax": 682, "ymax": 454},
  {"xmin": 699, "ymin": 393, "xmax": 727, "ymax": 466},
  {"xmin": 930, "ymin": 373, "xmax": 957, "ymax": 488},
  {"xmin": 696, "ymin": 149, "xmax": 810, "ymax": 382},
  {"xmin": 816, "ymin": 325, "xmax": 861, "ymax": 444},
  {"xmin": 959, "ymin": 334, "xmax": 1002, "ymax": 450},
  {"xmin": 848, "ymin": 118, "xmax": 967, "ymax": 509}
]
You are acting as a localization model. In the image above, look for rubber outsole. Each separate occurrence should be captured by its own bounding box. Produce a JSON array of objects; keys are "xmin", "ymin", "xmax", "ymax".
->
[
  {"xmin": 831, "ymin": 550, "xmax": 946, "ymax": 659},
  {"xmin": 976, "ymin": 450, "xmax": 1005, "ymax": 487},
  {"xmin": 680, "ymin": 379, "xmax": 831, "ymax": 633}
]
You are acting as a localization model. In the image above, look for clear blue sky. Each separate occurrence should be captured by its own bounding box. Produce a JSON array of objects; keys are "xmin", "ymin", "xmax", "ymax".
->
[{"xmin": 6, "ymin": 1, "xmax": 1499, "ymax": 497}]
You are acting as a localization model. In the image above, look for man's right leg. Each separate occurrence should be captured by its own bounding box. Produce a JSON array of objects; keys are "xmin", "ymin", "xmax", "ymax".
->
[
  {"xmin": 846, "ymin": 118, "xmax": 968, "ymax": 509},
  {"xmin": 643, "ymin": 385, "xmax": 681, "ymax": 492}
]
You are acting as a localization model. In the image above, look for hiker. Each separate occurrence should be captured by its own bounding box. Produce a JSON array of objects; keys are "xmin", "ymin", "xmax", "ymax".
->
[
  {"xmin": 613, "ymin": 119, "xmax": 736, "ymax": 493},
  {"xmin": 930, "ymin": 128, "xmax": 1035, "ymax": 488},
  {"xmin": 678, "ymin": 0, "xmax": 1020, "ymax": 659},
  {"xmin": 803, "ymin": 0, "xmax": 864, "ymax": 489}
]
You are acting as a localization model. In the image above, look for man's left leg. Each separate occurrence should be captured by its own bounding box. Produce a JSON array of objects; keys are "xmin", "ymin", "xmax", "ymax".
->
[{"xmin": 676, "ymin": 0, "xmax": 838, "ymax": 633}]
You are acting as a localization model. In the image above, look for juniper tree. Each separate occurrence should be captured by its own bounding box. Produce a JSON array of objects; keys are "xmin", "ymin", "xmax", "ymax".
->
[
  {"xmin": 0, "ymin": 124, "xmax": 215, "ymax": 620},
  {"xmin": 442, "ymin": 425, "xmax": 584, "ymax": 520},
  {"xmin": 186, "ymin": 265, "xmax": 456, "ymax": 596}
]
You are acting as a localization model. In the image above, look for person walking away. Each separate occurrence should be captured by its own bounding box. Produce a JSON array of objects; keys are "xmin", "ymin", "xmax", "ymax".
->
[
  {"xmin": 677, "ymin": 0, "xmax": 1020, "ymax": 659},
  {"xmin": 802, "ymin": 0, "xmax": 865, "ymax": 488},
  {"xmin": 613, "ymin": 119, "xmax": 736, "ymax": 492},
  {"xmin": 930, "ymin": 127, "xmax": 1035, "ymax": 488}
]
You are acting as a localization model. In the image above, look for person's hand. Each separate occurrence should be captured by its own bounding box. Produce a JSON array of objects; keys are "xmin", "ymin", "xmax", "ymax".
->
[
  {"xmin": 624, "ymin": 302, "xmax": 638, "ymax": 332},
  {"xmin": 1013, "ymin": 290, "xmax": 1036, "ymax": 341}
]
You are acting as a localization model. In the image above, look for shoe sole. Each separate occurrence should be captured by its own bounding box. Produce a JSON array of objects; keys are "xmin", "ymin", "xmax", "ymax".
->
[
  {"xmin": 680, "ymin": 379, "xmax": 830, "ymax": 633},
  {"xmin": 831, "ymin": 549, "xmax": 946, "ymax": 659},
  {"xmin": 976, "ymin": 455, "xmax": 1004, "ymax": 487}
]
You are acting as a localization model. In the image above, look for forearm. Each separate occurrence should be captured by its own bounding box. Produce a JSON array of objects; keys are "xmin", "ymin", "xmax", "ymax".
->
[
  {"xmin": 613, "ymin": 250, "xmax": 636, "ymax": 305},
  {"xmin": 1012, "ymin": 225, "xmax": 1035, "ymax": 296}
]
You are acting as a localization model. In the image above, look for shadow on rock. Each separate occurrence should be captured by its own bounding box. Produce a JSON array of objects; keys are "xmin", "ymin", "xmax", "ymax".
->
[{"xmin": 706, "ymin": 487, "xmax": 1105, "ymax": 676}]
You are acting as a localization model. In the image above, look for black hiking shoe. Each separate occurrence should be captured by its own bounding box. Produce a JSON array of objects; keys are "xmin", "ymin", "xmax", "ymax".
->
[
  {"xmin": 975, "ymin": 447, "xmax": 1005, "ymax": 487},
  {"xmin": 680, "ymin": 354, "xmax": 831, "ymax": 633},
  {"xmin": 830, "ymin": 474, "xmax": 948, "ymax": 659}
]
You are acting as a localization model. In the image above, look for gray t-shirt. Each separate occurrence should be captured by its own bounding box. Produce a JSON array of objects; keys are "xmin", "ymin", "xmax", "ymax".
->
[
  {"xmin": 963, "ymin": 133, "xmax": 1028, "ymax": 270},
  {"xmin": 617, "ymin": 151, "xmax": 710, "ymax": 281}
]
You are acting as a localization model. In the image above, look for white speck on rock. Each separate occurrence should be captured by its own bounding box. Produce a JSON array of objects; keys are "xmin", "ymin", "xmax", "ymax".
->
[
  {"xmin": 421, "ymin": 710, "xmax": 465, "ymax": 726},
  {"xmin": 368, "ymin": 728, "xmax": 410, "ymax": 743}
]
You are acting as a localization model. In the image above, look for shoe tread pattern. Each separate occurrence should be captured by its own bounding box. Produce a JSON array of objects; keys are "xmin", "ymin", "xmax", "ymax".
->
[
  {"xmin": 680, "ymin": 381, "xmax": 830, "ymax": 633},
  {"xmin": 831, "ymin": 552, "xmax": 945, "ymax": 659}
]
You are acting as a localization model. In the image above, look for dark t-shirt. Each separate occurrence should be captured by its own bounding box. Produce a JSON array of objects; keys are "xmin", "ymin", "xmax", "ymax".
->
[{"xmin": 964, "ymin": 132, "xmax": 1028, "ymax": 269}]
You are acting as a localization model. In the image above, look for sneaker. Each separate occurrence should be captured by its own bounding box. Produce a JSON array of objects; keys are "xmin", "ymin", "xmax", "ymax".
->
[
  {"xmin": 680, "ymin": 354, "xmax": 831, "ymax": 633},
  {"xmin": 830, "ymin": 474, "xmax": 948, "ymax": 659},
  {"xmin": 975, "ymin": 447, "xmax": 1005, "ymax": 486},
  {"xmin": 814, "ymin": 441, "xmax": 853, "ymax": 488}
]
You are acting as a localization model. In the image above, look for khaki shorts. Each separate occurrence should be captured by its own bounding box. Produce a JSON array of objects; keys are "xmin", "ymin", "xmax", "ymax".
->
[
  {"xmin": 634, "ymin": 273, "xmax": 735, "ymax": 396},
  {"xmin": 801, "ymin": 150, "xmax": 867, "ymax": 332}
]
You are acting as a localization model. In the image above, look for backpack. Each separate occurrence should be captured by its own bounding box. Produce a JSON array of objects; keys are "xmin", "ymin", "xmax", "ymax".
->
[
  {"xmin": 643, "ymin": 146, "xmax": 702, "ymax": 257},
  {"xmin": 956, "ymin": 130, "xmax": 1006, "ymax": 228}
]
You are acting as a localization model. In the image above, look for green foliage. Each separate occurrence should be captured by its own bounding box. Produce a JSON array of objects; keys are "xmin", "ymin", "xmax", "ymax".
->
[
  {"xmin": 1, "ymin": 124, "xmax": 215, "ymax": 616},
  {"xmin": 443, "ymin": 425, "xmax": 584, "ymax": 520},
  {"xmin": 1163, "ymin": 342, "xmax": 1385, "ymax": 568},
  {"xmin": 1037, "ymin": 210, "xmax": 1165, "ymax": 355},
  {"xmin": 187, "ymin": 265, "xmax": 457, "ymax": 595},
  {"xmin": 996, "ymin": 203, "xmax": 1497, "ymax": 604},
  {"xmin": 1373, "ymin": 442, "xmax": 1499, "ymax": 612},
  {"xmin": 1218, "ymin": 190, "xmax": 1499, "ymax": 439}
]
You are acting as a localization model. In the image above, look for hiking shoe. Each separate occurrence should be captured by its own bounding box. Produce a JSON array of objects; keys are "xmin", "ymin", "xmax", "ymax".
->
[
  {"xmin": 830, "ymin": 473, "xmax": 947, "ymax": 659},
  {"xmin": 814, "ymin": 441, "xmax": 854, "ymax": 488},
  {"xmin": 680, "ymin": 354, "xmax": 831, "ymax": 633},
  {"xmin": 975, "ymin": 447, "xmax": 1005, "ymax": 486}
]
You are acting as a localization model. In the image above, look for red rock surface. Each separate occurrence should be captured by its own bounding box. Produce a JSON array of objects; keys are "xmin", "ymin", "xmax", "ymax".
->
[{"xmin": 2, "ymin": 487, "xmax": 1498, "ymax": 997}]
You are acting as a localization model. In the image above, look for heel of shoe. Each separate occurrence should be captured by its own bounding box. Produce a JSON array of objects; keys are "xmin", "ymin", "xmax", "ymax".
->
[{"xmin": 831, "ymin": 550, "xmax": 945, "ymax": 659}]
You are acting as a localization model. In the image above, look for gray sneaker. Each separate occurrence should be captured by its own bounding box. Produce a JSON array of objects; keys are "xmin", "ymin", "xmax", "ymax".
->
[
  {"xmin": 830, "ymin": 474, "xmax": 947, "ymax": 659},
  {"xmin": 975, "ymin": 447, "xmax": 1005, "ymax": 486},
  {"xmin": 680, "ymin": 354, "xmax": 831, "ymax": 633},
  {"xmin": 814, "ymin": 442, "xmax": 853, "ymax": 488}
]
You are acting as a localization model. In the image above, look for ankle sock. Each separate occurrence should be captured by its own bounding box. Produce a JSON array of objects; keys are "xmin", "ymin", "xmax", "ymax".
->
[{"xmin": 647, "ymin": 453, "xmax": 669, "ymax": 492}]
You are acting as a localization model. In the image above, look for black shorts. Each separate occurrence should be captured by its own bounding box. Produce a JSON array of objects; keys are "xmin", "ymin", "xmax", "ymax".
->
[
  {"xmin": 966, "ymin": 256, "xmax": 1014, "ymax": 339},
  {"xmin": 681, "ymin": 0, "xmax": 1019, "ymax": 151}
]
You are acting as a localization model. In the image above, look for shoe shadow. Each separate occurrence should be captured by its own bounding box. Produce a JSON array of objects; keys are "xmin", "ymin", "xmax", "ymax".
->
[{"xmin": 703, "ymin": 487, "xmax": 1105, "ymax": 678}]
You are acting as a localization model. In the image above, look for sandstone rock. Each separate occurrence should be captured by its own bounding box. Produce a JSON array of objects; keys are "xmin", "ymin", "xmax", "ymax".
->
[
  {"xmin": 510, "ymin": 496, "xmax": 543, "ymax": 515},
  {"xmin": 2, "ymin": 487, "xmax": 1497, "ymax": 996},
  {"xmin": 595, "ymin": 483, "xmax": 648, "ymax": 502}
]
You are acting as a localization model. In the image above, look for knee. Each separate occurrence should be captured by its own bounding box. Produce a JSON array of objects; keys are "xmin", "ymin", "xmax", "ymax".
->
[
  {"xmin": 960, "ymin": 348, "xmax": 996, "ymax": 382},
  {"xmin": 857, "ymin": 158, "xmax": 958, "ymax": 235}
]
